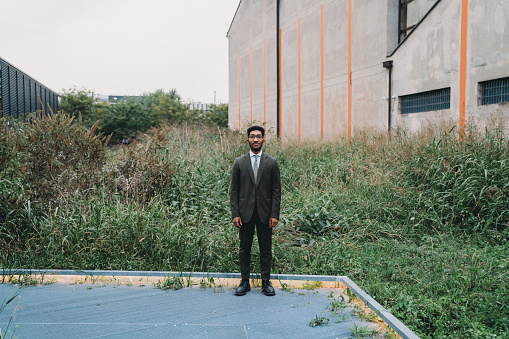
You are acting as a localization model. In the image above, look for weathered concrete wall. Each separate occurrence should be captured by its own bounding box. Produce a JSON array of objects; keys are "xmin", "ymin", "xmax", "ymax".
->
[
  {"xmin": 391, "ymin": 0, "xmax": 509, "ymax": 133},
  {"xmin": 280, "ymin": 0, "xmax": 323, "ymax": 141},
  {"xmin": 228, "ymin": 0, "xmax": 509, "ymax": 140},
  {"xmin": 228, "ymin": 0, "xmax": 277, "ymax": 134},
  {"xmin": 351, "ymin": 0, "xmax": 386, "ymax": 134},
  {"xmin": 278, "ymin": 0, "xmax": 388, "ymax": 140},
  {"xmin": 390, "ymin": 0, "xmax": 462, "ymax": 132},
  {"xmin": 466, "ymin": 0, "xmax": 509, "ymax": 129}
]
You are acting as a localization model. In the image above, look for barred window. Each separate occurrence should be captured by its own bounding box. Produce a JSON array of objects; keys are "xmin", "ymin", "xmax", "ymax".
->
[
  {"xmin": 400, "ymin": 88, "xmax": 450, "ymax": 114},
  {"xmin": 479, "ymin": 77, "xmax": 509, "ymax": 105}
]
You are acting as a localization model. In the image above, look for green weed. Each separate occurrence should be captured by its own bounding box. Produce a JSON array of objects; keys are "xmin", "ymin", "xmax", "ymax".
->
[
  {"xmin": 352, "ymin": 305, "xmax": 380, "ymax": 322},
  {"xmin": 302, "ymin": 281, "xmax": 323, "ymax": 290},
  {"xmin": 309, "ymin": 314, "xmax": 330, "ymax": 327},
  {"xmin": 154, "ymin": 275, "xmax": 184, "ymax": 291},
  {"xmin": 0, "ymin": 272, "xmax": 55, "ymax": 287},
  {"xmin": 350, "ymin": 322, "xmax": 376, "ymax": 338},
  {"xmin": 279, "ymin": 281, "xmax": 295, "ymax": 293},
  {"xmin": 192, "ymin": 276, "xmax": 221, "ymax": 291}
]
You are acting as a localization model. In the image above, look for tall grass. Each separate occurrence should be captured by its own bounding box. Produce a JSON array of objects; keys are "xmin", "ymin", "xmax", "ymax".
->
[{"xmin": 1, "ymin": 118, "xmax": 508, "ymax": 337}]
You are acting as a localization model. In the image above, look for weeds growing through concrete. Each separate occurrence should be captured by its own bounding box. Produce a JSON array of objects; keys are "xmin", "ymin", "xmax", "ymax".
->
[
  {"xmin": 279, "ymin": 281, "xmax": 295, "ymax": 294},
  {"xmin": 309, "ymin": 314, "xmax": 330, "ymax": 327},
  {"xmin": 350, "ymin": 322, "xmax": 377, "ymax": 338},
  {"xmin": 302, "ymin": 281, "xmax": 323, "ymax": 290},
  {"xmin": 153, "ymin": 275, "xmax": 185, "ymax": 291},
  {"xmin": 0, "ymin": 270, "xmax": 55, "ymax": 287}
]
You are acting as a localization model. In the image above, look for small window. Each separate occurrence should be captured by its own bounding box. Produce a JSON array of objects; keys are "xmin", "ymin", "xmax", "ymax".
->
[
  {"xmin": 479, "ymin": 77, "xmax": 509, "ymax": 105},
  {"xmin": 400, "ymin": 88, "xmax": 451, "ymax": 114}
]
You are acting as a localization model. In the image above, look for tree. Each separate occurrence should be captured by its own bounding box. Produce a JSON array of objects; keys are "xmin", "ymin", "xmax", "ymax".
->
[
  {"xmin": 142, "ymin": 89, "xmax": 192, "ymax": 123},
  {"xmin": 60, "ymin": 87, "xmax": 97, "ymax": 126},
  {"xmin": 96, "ymin": 98, "xmax": 157, "ymax": 143},
  {"xmin": 199, "ymin": 103, "xmax": 228, "ymax": 128}
]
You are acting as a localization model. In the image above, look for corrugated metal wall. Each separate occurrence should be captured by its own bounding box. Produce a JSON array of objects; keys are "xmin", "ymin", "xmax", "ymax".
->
[{"xmin": 0, "ymin": 57, "xmax": 59, "ymax": 118}]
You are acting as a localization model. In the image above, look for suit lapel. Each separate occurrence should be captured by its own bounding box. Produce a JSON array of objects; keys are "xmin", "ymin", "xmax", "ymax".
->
[{"xmin": 243, "ymin": 153, "xmax": 255, "ymax": 184}]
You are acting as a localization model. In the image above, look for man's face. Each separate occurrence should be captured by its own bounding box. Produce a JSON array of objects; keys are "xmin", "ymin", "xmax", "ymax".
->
[{"xmin": 247, "ymin": 130, "xmax": 264, "ymax": 152}]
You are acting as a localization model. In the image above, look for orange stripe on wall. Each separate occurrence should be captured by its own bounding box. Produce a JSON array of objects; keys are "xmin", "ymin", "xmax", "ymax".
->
[
  {"xmin": 321, "ymin": 4, "xmax": 324, "ymax": 141},
  {"xmin": 238, "ymin": 54, "xmax": 241, "ymax": 131},
  {"xmin": 250, "ymin": 46, "xmax": 253, "ymax": 123},
  {"xmin": 347, "ymin": 0, "xmax": 352, "ymax": 144},
  {"xmin": 264, "ymin": 39, "xmax": 266, "ymax": 125},
  {"xmin": 298, "ymin": 18, "xmax": 301, "ymax": 142},
  {"xmin": 459, "ymin": 0, "xmax": 468, "ymax": 140},
  {"xmin": 279, "ymin": 29, "xmax": 282, "ymax": 138}
]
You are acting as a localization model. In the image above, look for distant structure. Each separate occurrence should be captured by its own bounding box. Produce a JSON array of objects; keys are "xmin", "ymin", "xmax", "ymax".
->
[
  {"xmin": 94, "ymin": 94, "xmax": 109, "ymax": 103},
  {"xmin": 189, "ymin": 102, "xmax": 211, "ymax": 112},
  {"xmin": 94, "ymin": 95, "xmax": 143, "ymax": 104},
  {"xmin": 0, "ymin": 57, "xmax": 59, "ymax": 118},
  {"xmin": 228, "ymin": 0, "xmax": 509, "ymax": 141},
  {"xmin": 107, "ymin": 95, "xmax": 143, "ymax": 103}
]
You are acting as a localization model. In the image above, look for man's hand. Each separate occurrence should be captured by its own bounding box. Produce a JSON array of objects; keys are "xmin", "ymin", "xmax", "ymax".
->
[
  {"xmin": 233, "ymin": 217, "xmax": 242, "ymax": 228},
  {"xmin": 269, "ymin": 218, "xmax": 278, "ymax": 228}
]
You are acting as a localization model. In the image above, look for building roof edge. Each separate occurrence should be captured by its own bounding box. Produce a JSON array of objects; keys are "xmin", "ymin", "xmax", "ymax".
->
[
  {"xmin": 226, "ymin": 0, "xmax": 242, "ymax": 38},
  {"xmin": 0, "ymin": 56, "xmax": 60, "ymax": 96},
  {"xmin": 387, "ymin": 0, "xmax": 442, "ymax": 58}
]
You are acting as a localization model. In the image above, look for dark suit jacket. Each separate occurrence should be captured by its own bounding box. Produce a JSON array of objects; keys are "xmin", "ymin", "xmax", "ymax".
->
[{"xmin": 230, "ymin": 152, "xmax": 281, "ymax": 225}]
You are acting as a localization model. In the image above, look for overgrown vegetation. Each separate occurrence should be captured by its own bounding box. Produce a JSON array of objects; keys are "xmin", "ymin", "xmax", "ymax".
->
[{"xmin": 0, "ymin": 114, "xmax": 508, "ymax": 338}]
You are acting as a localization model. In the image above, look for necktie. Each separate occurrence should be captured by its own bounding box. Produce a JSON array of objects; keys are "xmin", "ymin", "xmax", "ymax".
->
[{"xmin": 253, "ymin": 154, "xmax": 259, "ymax": 183}]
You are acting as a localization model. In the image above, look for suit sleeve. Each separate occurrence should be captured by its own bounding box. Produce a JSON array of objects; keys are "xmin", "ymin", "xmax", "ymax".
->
[
  {"xmin": 230, "ymin": 159, "xmax": 241, "ymax": 219},
  {"xmin": 270, "ymin": 159, "xmax": 281, "ymax": 220}
]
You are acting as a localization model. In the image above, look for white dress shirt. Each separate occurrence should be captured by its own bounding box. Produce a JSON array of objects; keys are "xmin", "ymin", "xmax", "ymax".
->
[{"xmin": 249, "ymin": 149, "xmax": 263, "ymax": 171}]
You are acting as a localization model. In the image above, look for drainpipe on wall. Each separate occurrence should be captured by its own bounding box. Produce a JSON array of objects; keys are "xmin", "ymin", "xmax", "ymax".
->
[
  {"xmin": 276, "ymin": 0, "xmax": 281, "ymax": 139},
  {"xmin": 383, "ymin": 60, "xmax": 393, "ymax": 134}
]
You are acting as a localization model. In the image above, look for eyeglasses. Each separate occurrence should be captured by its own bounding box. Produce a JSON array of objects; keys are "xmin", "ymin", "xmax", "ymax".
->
[{"xmin": 248, "ymin": 134, "xmax": 263, "ymax": 140}]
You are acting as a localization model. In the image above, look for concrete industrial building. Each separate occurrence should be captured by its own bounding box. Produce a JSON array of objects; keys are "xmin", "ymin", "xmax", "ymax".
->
[
  {"xmin": 227, "ymin": 0, "xmax": 509, "ymax": 141},
  {"xmin": 0, "ymin": 57, "xmax": 59, "ymax": 118}
]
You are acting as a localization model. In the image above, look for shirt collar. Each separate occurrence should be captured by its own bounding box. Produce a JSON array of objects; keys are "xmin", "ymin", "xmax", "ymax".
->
[{"xmin": 249, "ymin": 150, "xmax": 262, "ymax": 158}]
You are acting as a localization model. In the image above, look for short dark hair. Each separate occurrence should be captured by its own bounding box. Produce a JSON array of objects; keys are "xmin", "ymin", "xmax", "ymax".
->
[{"xmin": 247, "ymin": 125, "xmax": 265, "ymax": 137}]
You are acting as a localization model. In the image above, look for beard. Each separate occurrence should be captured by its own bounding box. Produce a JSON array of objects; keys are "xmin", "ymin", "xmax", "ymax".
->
[{"xmin": 250, "ymin": 144, "xmax": 262, "ymax": 152}]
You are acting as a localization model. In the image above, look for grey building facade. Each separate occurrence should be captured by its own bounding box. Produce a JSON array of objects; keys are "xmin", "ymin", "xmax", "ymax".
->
[
  {"xmin": 0, "ymin": 57, "xmax": 59, "ymax": 118},
  {"xmin": 227, "ymin": 0, "xmax": 509, "ymax": 141}
]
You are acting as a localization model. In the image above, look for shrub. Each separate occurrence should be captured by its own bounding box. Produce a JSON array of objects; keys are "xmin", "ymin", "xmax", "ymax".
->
[
  {"xmin": 95, "ymin": 98, "xmax": 157, "ymax": 143},
  {"xmin": 105, "ymin": 127, "xmax": 174, "ymax": 202},
  {"xmin": 14, "ymin": 113, "xmax": 110, "ymax": 203},
  {"xmin": 142, "ymin": 89, "xmax": 192, "ymax": 123},
  {"xmin": 0, "ymin": 118, "xmax": 32, "ymax": 246},
  {"xmin": 198, "ymin": 103, "xmax": 228, "ymax": 128},
  {"xmin": 0, "ymin": 118, "xmax": 13, "ymax": 174},
  {"xmin": 60, "ymin": 87, "xmax": 98, "ymax": 127}
]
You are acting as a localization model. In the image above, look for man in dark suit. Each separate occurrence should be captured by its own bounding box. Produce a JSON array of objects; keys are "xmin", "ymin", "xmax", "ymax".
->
[{"xmin": 230, "ymin": 126, "xmax": 281, "ymax": 296}]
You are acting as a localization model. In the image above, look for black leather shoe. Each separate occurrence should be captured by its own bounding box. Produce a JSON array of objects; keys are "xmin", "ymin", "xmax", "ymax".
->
[
  {"xmin": 235, "ymin": 280, "xmax": 251, "ymax": 296},
  {"xmin": 261, "ymin": 280, "xmax": 275, "ymax": 296}
]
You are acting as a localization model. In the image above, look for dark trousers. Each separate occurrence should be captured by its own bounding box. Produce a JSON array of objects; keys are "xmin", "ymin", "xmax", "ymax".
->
[{"xmin": 239, "ymin": 206, "xmax": 272, "ymax": 281}]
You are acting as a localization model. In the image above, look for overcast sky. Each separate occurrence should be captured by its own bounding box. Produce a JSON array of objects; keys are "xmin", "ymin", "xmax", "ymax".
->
[{"xmin": 0, "ymin": 0, "xmax": 239, "ymax": 103}]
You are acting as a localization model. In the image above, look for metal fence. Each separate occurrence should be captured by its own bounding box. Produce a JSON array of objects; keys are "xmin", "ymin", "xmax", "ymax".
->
[{"xmin": 0, "ymin": 57, "xmax": 59, "ymax": 118}]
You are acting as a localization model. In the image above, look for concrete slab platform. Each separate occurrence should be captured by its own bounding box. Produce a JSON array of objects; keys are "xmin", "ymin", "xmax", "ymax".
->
[
  {"xmin": 0, "ymin": 270, "xmax": 420, "ymax": 339},
  {"xmin": 1, "ymin": 283, "xmax": 377, "ymax": 339}
]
